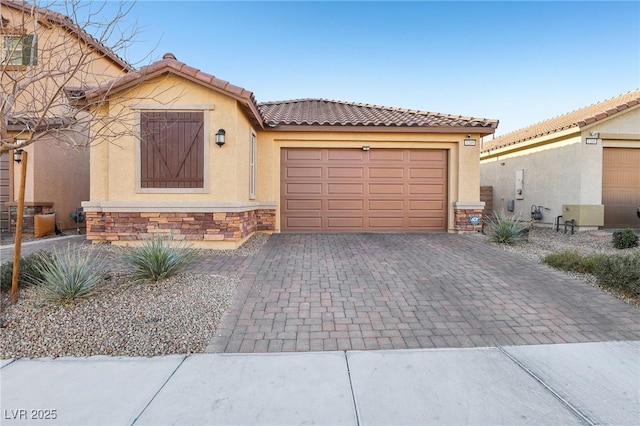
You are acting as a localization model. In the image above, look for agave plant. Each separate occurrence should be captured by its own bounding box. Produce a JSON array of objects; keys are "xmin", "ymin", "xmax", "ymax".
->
[
  {"xmin": 34, "ymin": 245, "xmax": 108, "ymax": 304},
  {"xmin": 122, "ymin": 236, "xmax": 199, "ymax": 282},
  {"xmin": 485, "ymin": 210, "xmax": 530, "ymax": 245}
]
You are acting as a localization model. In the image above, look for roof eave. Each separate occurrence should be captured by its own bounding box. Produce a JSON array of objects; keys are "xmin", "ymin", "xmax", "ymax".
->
[{"xmin": 264, "ymin": 124, "xmax": 497, "ymax": 134}]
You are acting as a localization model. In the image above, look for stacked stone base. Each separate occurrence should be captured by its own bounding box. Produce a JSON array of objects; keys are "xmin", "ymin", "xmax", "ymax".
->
[
  {"xmin": 85, "ymin": 209, "xmax": 276, "ymax": 246},
  {"xmin": 453, "ymin": 201, "xmax": 485, "ymax": 233},
  {"xmin": 7, "ymin": 202, "xmax": 54, "ymax": 235}
]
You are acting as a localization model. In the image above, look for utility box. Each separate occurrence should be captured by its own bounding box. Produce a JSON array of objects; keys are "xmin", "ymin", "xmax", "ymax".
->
[{"xmin": 562, "ymin": 204, "xmax": 604, "ymax": 227}]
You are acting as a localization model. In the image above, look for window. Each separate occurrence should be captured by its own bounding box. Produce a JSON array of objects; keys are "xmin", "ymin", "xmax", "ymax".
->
[
  {"xmin": 2, "ymin": 34, "xmax": 37, "ymax": 66},
  {"xmin": 249, "ymin": 131, "xmax": 257, "ymax": 199},
  {"xmin": 140, "ymin": 111, "xmax": 204, "ymax": 189}
]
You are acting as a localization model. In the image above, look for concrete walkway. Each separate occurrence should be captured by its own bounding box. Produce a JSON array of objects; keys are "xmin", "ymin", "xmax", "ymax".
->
[
  {"xmin": 1, "ymin": 341, "xmax": 638, "ymax": 425},
  {"xmin": 0, "ymin": 234, "xmax": 87, "ymax": 261}
]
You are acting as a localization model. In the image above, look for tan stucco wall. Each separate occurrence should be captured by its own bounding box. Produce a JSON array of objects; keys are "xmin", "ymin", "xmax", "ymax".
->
[
  {"xmin": 480, "ymin": 106, "xmax": 640, "ymax": 227},
  {"xmin": 92, "ymin": 74, "xmax": 257, "ymax": 203}
]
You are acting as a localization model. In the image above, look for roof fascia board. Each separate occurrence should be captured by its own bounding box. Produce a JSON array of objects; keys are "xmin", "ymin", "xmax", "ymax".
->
[{"xmin": 481, "ymin": 127, "xmax": 579, "ymax": 160}]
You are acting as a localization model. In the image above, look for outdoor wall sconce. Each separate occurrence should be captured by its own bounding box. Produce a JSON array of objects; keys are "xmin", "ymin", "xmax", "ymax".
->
[
  {"xmin": 13, "ymin": 149, "xmax": 24, "ymax": 163},
  {"xmin": 215, "ymin": 129, "xmax": 226, "ymax": 147}
]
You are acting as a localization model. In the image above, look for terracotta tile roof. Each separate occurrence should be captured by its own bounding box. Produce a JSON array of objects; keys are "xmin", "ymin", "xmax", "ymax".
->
[
  {"xmin": 1, "ymin": 0, "xmax": 133, "ymax": 72},
  {"xmin": 482, "ymin": 89, "xmax": 640, "ymax": 153},
  {"xmin": 259, "ymin": 98, "xmax": 498, "ymax": 131},
  {"xmin": 78, "ymin": 53, "xmax": 264, "ymax": 128}
]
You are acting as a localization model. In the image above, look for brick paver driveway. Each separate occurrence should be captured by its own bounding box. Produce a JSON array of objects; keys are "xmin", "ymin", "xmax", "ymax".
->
[{"xmin": 204, "ymin": 233, "xmax": 639, "ymax": 353}]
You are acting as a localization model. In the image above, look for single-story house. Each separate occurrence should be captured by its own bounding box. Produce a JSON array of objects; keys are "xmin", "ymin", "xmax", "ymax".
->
[
  {"xmin": 480, "ymin": 89, "xmax": 640, "ymax": 230},
  {"xmin": 78, "ymin": 53, "xmax": 498, "ymax": 248}
]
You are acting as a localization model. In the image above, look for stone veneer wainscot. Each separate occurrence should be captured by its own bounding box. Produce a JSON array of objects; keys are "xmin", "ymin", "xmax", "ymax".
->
[{"xmin": 82, "ymin": 201, "xmax": 276, "ymax": 248}]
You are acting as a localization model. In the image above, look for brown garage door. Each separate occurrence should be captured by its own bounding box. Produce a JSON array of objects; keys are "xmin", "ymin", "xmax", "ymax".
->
[
  {"xmin": 603, "ymin": 147, "xmax": 640, "ymax": 228},
  {"xmin": 281, "ymin": 148, "xmax": 447, "ymax": 232}
]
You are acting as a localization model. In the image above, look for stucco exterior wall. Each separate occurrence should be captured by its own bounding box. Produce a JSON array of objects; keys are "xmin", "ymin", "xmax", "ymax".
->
[
  {"xmin": 480, "ymin": 106, "xmax": 640, "ymax": 228},
  {"xmin": 481, "ymin": 134, "xmax": 584, "ymax": 226}
]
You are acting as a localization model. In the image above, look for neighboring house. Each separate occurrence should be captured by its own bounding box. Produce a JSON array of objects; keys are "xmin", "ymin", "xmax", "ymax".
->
[
  {"xmin": 480, "ymin": 90, "xmax": 640, "ymax": 230},
  {"xmin": 0, "ymin": 0, "xmax": 131, "ymax": 233},
  {"xmin": 78, "ymin": 53, "xmax": 498, "ymax": 248}
]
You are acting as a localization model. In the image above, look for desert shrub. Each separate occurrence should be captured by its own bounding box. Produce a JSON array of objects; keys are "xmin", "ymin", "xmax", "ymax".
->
[
  {"xmin": 121, "ymin": 236, "xmax": 199, "ymax": 282},
  {"xmin": 485, "ymin": 210, "xmax": 530, "ymax": 245},
  {"xmin": 542, "ymin": 250, "xmax": 606, "ymax": 274},
  {"xmin": 591, "ymin": 252, "xmax": 640, "ymax": 297},
  {"xmin": 0, "ymin": 250, "xmax": 54, "ymax": 291},
  {"xmin": 612, "ymin": 228, "xmax": 639, "ymax": 249},
  {"xmin": 33, "ymin": 246, "xmax": 108, "ymax": 303}
]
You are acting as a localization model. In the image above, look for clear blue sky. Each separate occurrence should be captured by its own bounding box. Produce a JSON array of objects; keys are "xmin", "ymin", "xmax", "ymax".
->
[{"xmin": 80, "ymin": 1, "xmax": 640, "ymax": 136}]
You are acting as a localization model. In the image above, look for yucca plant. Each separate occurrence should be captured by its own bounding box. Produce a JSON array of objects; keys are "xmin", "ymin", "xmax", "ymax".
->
[
  {"xmin": 485, "ymin": 210, "xmax": 530, "ymax": 245},
  {"xmin": 33, "ymin": 246, "xmax": 108, "ymax": 304},
  {"xmin": 122, "ymin": 236, "xmax": 199, "ymax": 282}
]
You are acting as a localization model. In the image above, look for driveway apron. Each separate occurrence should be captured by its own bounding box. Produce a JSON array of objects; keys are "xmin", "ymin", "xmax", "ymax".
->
[{"xmin": 200, "ymin": 233, "xmax": 639, "ymax": 353}]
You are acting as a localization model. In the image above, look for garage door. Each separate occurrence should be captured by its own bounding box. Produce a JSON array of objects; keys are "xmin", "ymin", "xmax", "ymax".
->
[
  {"xmin": 281, "ymin": 148, "xmax": 447, "ymax": 232},
  {"xmin": 603, "ymin": 147, "xmax": 640, "ymax": 228}
]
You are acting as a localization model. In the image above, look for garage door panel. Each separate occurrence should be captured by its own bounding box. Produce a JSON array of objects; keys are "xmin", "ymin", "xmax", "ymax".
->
[
  {"xmin": 368, "ymin": 217, "xmax": 404, "ymax": 228},
  {"xmin": 409, "ymin": 217, "xmax": 445, "ymax": 228},
  {"xmin": 327, "ymin": 217, "xmax": 364, "ymax": 228},
  {"xmin": 369, "ymin": 184, "xmax": 404, "ymax": 194},
  {"xmin": 369, "ymin": 200, "xmax": 404, "ymax": 210},
  {"xmin": 285, "ymin": 150, "xmax": 323, "ymax": 161},
  {"xmin": 369, "ymin": 150, "xmax": 405, "ymax": 161},
  {"xmin": 409, "ymin": 150, "xmax": 445, "ymax": 162},
  {"xmin": 286, "ymin": 167, "xmax": 323, "ymax": 178},
  {"xmin": 328, "ymin": 183, "xmax": 364, "ymax": 194},
  {"xmin": 286, "ymin": 199, "xmax": 323, "ymax": 211},
  {"xmin": 410, "ymin": 200, "xmax": 444, "ymax": 211},
  {"xmin": 328, "ymin": 150, "xmax": 364, "ymax": 161},
  {"xmin": 409, "ymin": 184, "xmax": 445, "ymax": 195},
  {"xmin": 368, "ymin": 167, "xmax": 404, "ymax": 179},
  {"xmin": 410, "ymin": 168, "xmax": 445, "ymax": 179},
  {"xmin": 281, "ymin": 148, "xmax": 447, "ymax": 232},
  {"xmin": 328, "ymin": 199, "xmax": 364, "ymax": 211},
  {"xmin": 286, "ymin": 217, "xmax": 322, "ymax": 229},
  {"xmin": 328, "ymin": 167, "xmax": 363, "ymax": 178},
  {"xmin": 285, "ymin": 183, "xmax": 323, "ymax": 195}
]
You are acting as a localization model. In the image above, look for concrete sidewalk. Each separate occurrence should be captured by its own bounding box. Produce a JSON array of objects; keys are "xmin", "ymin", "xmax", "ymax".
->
[{"xmin": 1, "ymin": 341, "xmax": 638, "ymax": 425}]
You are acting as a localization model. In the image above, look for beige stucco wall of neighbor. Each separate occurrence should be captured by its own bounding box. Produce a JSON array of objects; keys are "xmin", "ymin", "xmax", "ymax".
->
[
  {"xmin": 480, "ymin": 105, "xmax": 640, "ymax": 228},
  {"xmin": 257, "ymin": 131, "xmax": 484, "ymax": 232}
]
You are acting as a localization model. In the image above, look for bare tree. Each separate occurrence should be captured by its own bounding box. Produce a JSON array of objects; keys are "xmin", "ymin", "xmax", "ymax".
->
[{"xmin": 0, "ymin": 0, "xmax": 146, "ymax": 153}]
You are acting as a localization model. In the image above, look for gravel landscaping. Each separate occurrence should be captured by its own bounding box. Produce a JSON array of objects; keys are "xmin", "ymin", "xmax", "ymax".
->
[{"xmin": 0, "ymin": 233, "xmax": 270, "ymax": 359}]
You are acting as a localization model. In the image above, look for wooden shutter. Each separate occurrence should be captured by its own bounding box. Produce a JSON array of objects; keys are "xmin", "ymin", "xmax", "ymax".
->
[{"xmin": 140, "ymin": 111, "xmax": 204, "ymax": 188}]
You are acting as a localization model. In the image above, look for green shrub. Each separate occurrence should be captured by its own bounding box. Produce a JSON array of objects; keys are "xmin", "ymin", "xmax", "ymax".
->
[
  {"xmin": 612, "ymin": 228, "xmax": 639, "ymax": 249},
  {"xmin": 591, "ymin": 252, "xmax": 640, "ymax": 297},
  {"xmin": 33, "ymin": 246, "xmax": 108, "ymax": 303},
  {"xmin": 542, "ymin": 250, "xmax": 606, "ymax": 274},
  {"xmin": 0, "ymin": 250, "xmax": 54, "ymax": 291},
  {"xmin": 121, "ymin": 236, "xmax": 198, "ymax": 282},
  {"xmin": 485, "ymin": 210, "xmax": 530, "ymax": 245}
]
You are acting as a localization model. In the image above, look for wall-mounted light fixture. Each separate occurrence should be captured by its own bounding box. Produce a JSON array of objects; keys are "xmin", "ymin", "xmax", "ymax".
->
[
  {"xmin": 463, "ymin": 138, "xmax": 477, "ymax": 146},
  {"xmin": 362, "ymin": 145, "xmax": 370, "ymax": 151},
  {"xmin": 589, "ymin": 131, "xmax": 599, "ymax": 137},
  {"xmin": 215, "ymin": 129, "xmax": 226, "ymax": 147},
  {"xmin": 13, "ymin": 149, "xmax": 24, "ymax": 163}
]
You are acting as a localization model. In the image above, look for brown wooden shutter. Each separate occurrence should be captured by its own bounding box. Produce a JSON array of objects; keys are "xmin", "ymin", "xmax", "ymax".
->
[{"xmin": 140, "ymin": 111, "xmax": 204, "ymax": 188}]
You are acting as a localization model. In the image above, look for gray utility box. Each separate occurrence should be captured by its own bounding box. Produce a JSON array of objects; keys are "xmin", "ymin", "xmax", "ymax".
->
[{"xmin": 562, "ymin": 204, "xmax": 604, "ymax": 227}]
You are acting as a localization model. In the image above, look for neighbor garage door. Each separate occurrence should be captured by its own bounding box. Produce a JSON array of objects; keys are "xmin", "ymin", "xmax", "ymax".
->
[
  {"xmin": 281, "ymin": 148, "xmax": 447, "ymax": 231},
  {"xmin": 603, "ymin": 147, "xmax": 640, "ymax": 228}
]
